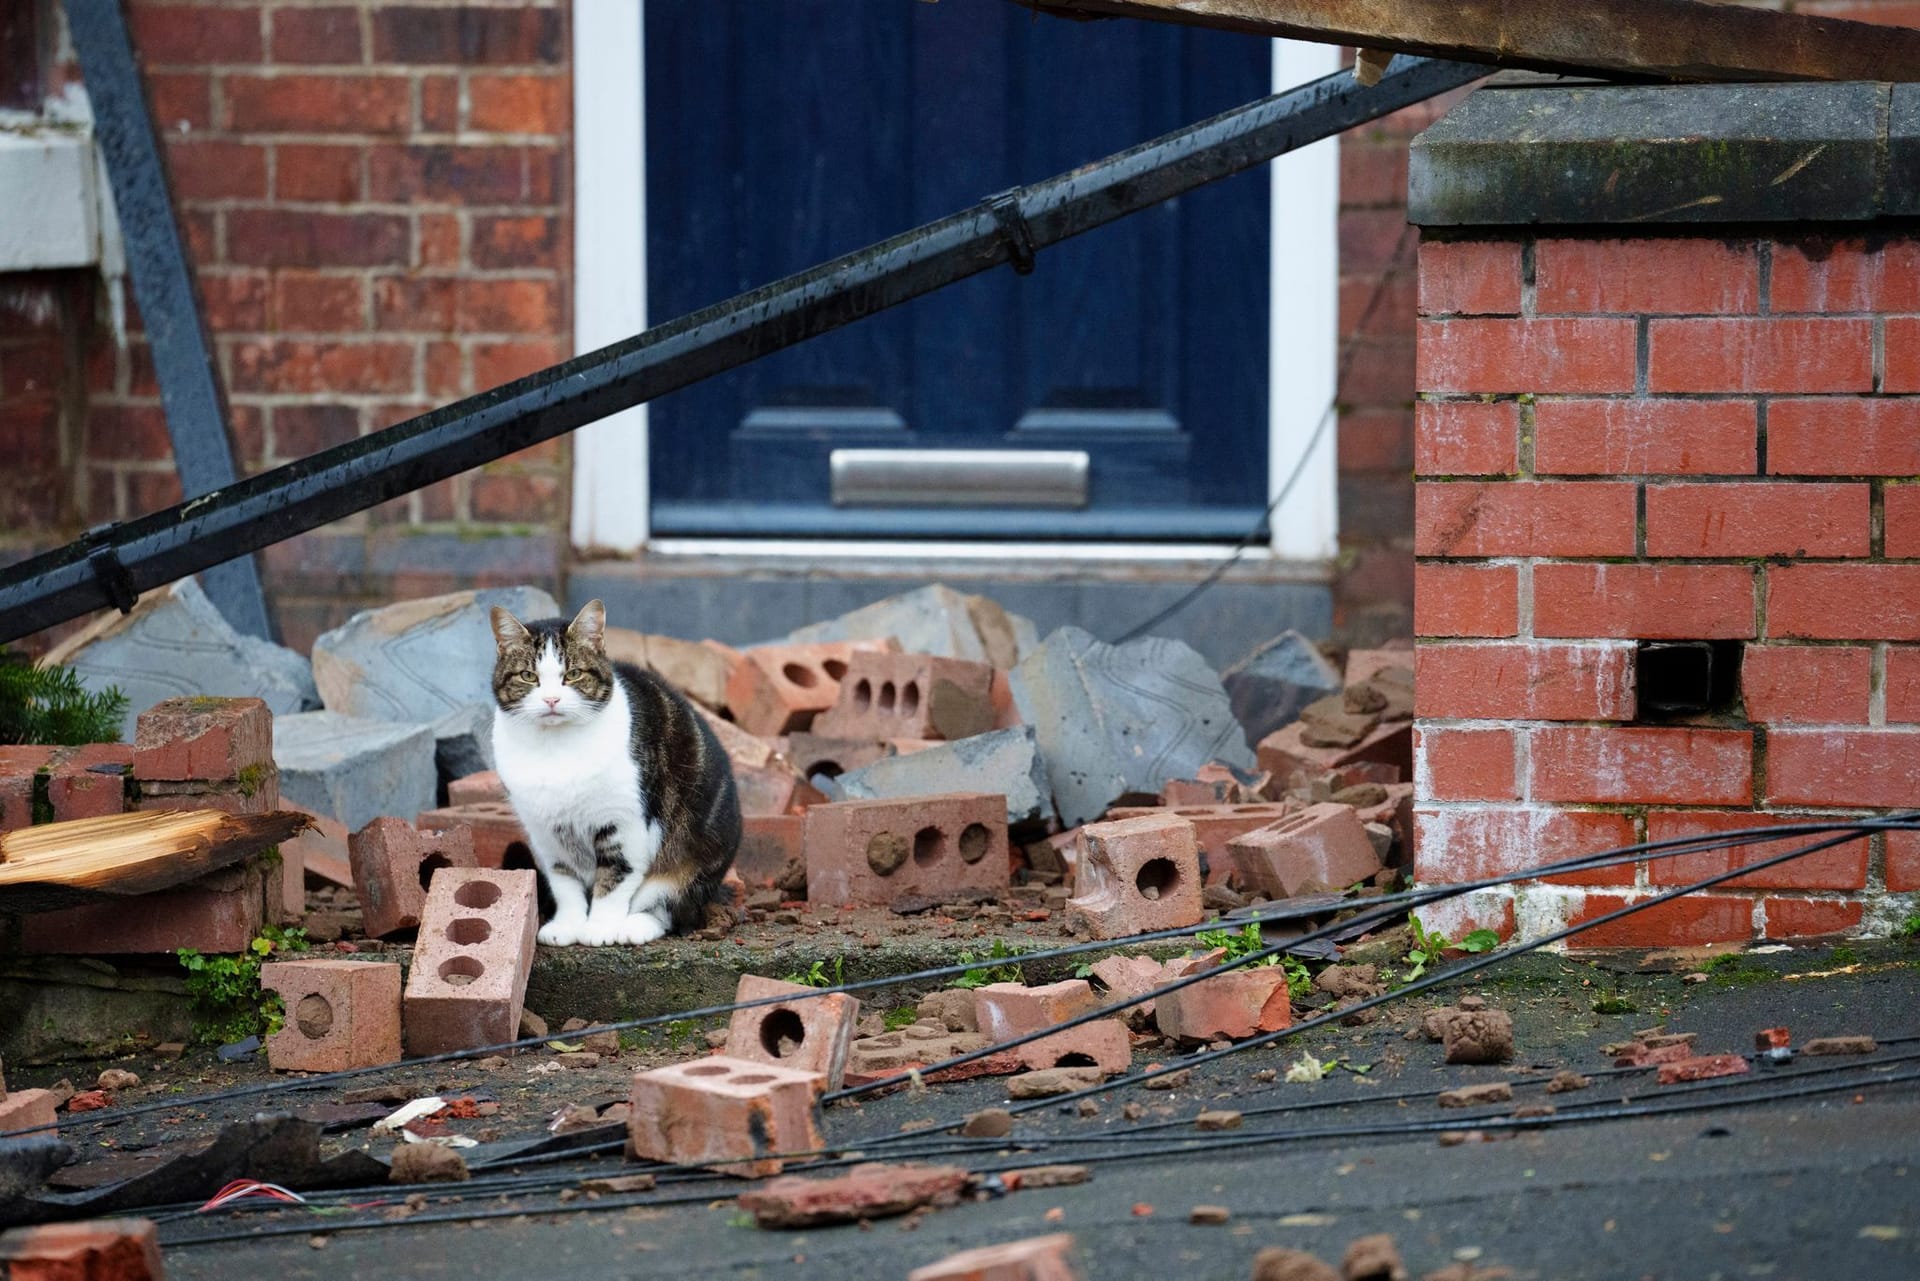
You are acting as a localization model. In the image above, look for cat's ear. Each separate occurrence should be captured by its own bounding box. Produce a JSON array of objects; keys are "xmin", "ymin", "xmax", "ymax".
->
[
  {"xmin": 490, "ymin": 606, "xmax": 531, "ymax": 649},
  {"xmin": 568, "ymin": 599, "xmax": 607, "ymax": 650}
]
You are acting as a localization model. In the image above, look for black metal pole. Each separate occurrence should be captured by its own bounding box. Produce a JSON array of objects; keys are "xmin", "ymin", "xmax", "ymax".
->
[
  {"xmin": 62, "ymin": 0, "xmax": 275, "ymax": 641},
  {"xmin": 0, "ymin": 56, "xmax": 1484, "ymax": 645}
]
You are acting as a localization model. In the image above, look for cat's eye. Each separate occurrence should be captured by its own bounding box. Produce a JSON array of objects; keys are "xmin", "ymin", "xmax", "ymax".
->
[
  {"xmin": 515, "ymin": 670, "xmax": 537, "ymax": 684},
  {"xmin": 563, "ymin": 670, "xmax": 587, "ymax": 684}
]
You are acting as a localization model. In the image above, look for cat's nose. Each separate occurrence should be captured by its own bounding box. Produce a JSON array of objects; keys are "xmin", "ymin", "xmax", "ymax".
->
[{"xmin": 543, "ymin": 696, "xmax": 560, "ymax": 710}]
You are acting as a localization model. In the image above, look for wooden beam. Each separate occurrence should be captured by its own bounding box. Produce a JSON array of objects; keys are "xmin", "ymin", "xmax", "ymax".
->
[
  {"xmin": 0, "ymin": 809, "xmax": 312, "ymax": 913},
  {"xmin": 1014, "ymin": 0, "xmax": 1920, "ymax": 84}
]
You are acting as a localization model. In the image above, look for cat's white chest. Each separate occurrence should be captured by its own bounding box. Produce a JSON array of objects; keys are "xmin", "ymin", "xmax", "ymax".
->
[{"xmin": 492, "ymin": 690, "xmax": 647, "ymax": 833}]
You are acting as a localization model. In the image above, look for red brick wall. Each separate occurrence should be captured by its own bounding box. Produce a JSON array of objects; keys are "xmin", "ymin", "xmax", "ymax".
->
[
  {"xmin": 1, "ymin": 1, "xmax": 573, "ymax": 654},
  {"xmin": 1412, "ymin": 230, "xmax": 1919, "ymax": 945}
]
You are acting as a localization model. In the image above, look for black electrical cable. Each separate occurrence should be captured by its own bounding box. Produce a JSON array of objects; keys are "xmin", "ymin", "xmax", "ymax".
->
[{"xmin": 9, "ymin": 814, "xmax": 1905, "ymax": 1143}]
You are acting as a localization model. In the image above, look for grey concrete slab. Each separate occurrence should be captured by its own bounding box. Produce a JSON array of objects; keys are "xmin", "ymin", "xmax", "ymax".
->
[
  {"xmin": 274, "ymin": 710, "xmax": 437, "ymax": 832},
  {"xmin": 311, "ymin": 586, "xmax": 558, "ymax": 723}
]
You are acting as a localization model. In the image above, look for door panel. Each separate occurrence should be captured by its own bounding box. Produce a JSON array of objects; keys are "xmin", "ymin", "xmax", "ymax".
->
[{"xmin": 645, "ymin": 0, "xmax": 1270, "ymax": 538}]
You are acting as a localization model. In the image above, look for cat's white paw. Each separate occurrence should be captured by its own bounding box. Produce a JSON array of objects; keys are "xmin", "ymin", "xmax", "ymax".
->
[
  {"xmin": 610, "ymin": 913, "xmax": 667, "ymax": 946},
  {"xmin": 538, "ymin": 918, "xmax": 589, "ymax": 946}
]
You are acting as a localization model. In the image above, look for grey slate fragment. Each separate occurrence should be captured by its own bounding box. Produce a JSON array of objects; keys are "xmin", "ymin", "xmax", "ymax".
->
[
  {"xmin": 1891, "ymin": 84, "xmax": 1920, "ymax": 219},
  {"xmin": 44, "ymin": 576, "xmax": 317, "ymax": 738},
  {"xmin": 311, "ymin": 586, "xmax": 559, "ymax": 723},
  {"xmin": 835, "ymin": 727, "xmax": 1053, "ymax": 829},
  {"xmin": 1221, "ymin": 630, "xmax": 1343, "ymax": 749},
  {"xmin": 274, "ymin": 711, "xmax": 436, "ymax": 833},
  {"xmin": 783, "ymin": 584, "xmax": 1038, "ymax": 668},
  {"xmin": 1010, "ymin": 627, "xmax": 1254, "ymax": 828},
  {"xmin": 1410, "ymin": 82, "xmax": 1889, "ymax": 227},
  {"xmin": 432, "ymin": 703, "xmax": 495, "ymax": 798}
]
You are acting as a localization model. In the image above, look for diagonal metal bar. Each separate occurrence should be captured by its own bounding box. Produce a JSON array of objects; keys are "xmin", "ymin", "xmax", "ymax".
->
[
  {"xmin": 1015, "ymin": 0, "xmax": 1920, "ymax": 84},
  {"xmin": 0, "ymin": 56, "xmax": 1485, "ymax": 645},
  {"xmin": 63, "ymin": 0, "xmax": 274, "ymax": 640}
]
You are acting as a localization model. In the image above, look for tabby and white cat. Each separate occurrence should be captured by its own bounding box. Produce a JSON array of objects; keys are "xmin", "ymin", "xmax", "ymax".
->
[{"xmin": 488, "ymin": 600, "xmax": 740, "ymax": 946}]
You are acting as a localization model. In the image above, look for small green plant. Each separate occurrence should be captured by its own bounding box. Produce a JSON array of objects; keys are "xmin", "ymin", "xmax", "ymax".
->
[
  {"xmin": 1592, "ymin": 994, "xmax": 1639, "ymax": 1015},
  {"xmin": 883, "ymin": 1006, "xmax": 920, "ymax": 1031},
  {"xmin": 0, "ymin": 649, "xmax": 128, "ymax": 746},
  {"xmin": 1829, "ymin": 945, "xmax": 1859, "ymax": 966},
  {"xmin": 1195, "ymin": 922, "xmax": 1279, "ymax": 967},
  {"xmin": 949, "ymin": 939, "xmax": 1025, "ymax": 989},
  {"xmin": 1402, "ymin": 914, "xmax": 1498, "ymax": 981},
  {"xmin": 782, "ymin": 957, "xmax": 844, "ymax": 989},
  {"xmin": 1896, "ymin": 913, "xmax": 1920, "ymax": 940},
  {"xmin": 176, "ymin": 925, "xmax": 309, "ymax": 1045}
]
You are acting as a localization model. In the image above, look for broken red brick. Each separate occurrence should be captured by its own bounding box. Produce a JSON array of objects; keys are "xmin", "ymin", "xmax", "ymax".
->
[
  {"xmin": 738, "ymin": 1162, "xmax": 969, "ymax": 1228},
  {"xmin": 1257, "ymin": 720, "xmax": 1412, "ymax": 783},
  {"xmin": 725, "ymin": 640, "xmax": 894, "ymax": 737},
  {"xmin": 0, "ymin": 1057, "xmax": 59, "ymax": 1136},
  {"xmin": 1227, "ymin": 802, "xmax": 1381, "ymax": 898},
  {"xmin": 1066, "ymin": 813, "xmax": 1204, "ymax": 939},
  {"xmin": 416, "ymin": 801, "xmax": 527, "ymax": 868},
  {"xmin": 41, "ymin": 744, "xmax": 133, "ymax": 822},
  {"xmin": 260, "ymin": 959, "xmax": 403, "ymax": 1072},
  {"xmin": 1440, "ymin": 1007, "xmax": 1515, "ymax": 1065},
  {"xmin": 0, "ymin": 745, "xmax": 57, "ymax": 834},
  {"xmin": 447, "ymin": 769, "xmax": 506, "ymax": 806},
  {"xmin": 1341, "ymin": 1233, "xmax": 1407, "ymax": 1281},
  {"xmin": 1437, "ymin": 1081, "xmax": 1513, "ymax": 1108},
  {"xmin": 1252, "ymin": 1247, "xmax": 1341, "ymax": 1281},
  {"xmin": 803, "ymin": 792, "xmax": 1009, "ymax": 907},
  {"xmin": 1657, "ymin": 1054, "xmax": 1751, "ymax": 1084},
  {"xmin": 813, "ymin": 651, "xmax": 996, "ymax": 741},
  {"xmin": 133, "ymin": 696, "xmax": 272, "ymax": 782},
  {"xmin": 1754, "ymin": 1027, "xmax": 1792, "ymax": 1052},
  {"xmin": 402, "ymin": 867, "xmax": 538, "ymax": 1055},
  {"xmin": 350, "ymin": 817, "xmax": 479, "ymax": 937},
  {"xmin": 1161, "ymin": 762, "xmax": 1273, "ymax": 807},
  {"xmin": 973, "ymin": 980, "xmax": 1131, "ymax": 1074},
  {"xmin": 1153, "ymin": 965, "xmax": 1290, "ymax": 1042},
  {"xmin": 66, "ymin": 1090, "xmax": 111, "ymax": 1113},
  {"xmin": 1803, "ymin": 1035, "xmax": 1877, "ymax": 1055},
  {"xmin": 627, "ymin": 1055, "xmax": 826, "ymax": 1177},
  {"xmin": 0, "ymin": 1218, "xmax": 164, "ymax": 1280},
  {"xmin": 906, "ymin": 1233, "xmax": 1082, "ymax": 1281},
  {"xmin": 727, "ymin": 974, "xmax": 861, "ymax": 1091},
  {"xmin": 694, "ymin": 705, "xmax": 823, "ymax": 817}
]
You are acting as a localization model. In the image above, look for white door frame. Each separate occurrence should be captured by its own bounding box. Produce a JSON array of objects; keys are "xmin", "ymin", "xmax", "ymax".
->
[{"xmin": 569, "ymin": 6, "xmax": 1341, "ymax": 562}]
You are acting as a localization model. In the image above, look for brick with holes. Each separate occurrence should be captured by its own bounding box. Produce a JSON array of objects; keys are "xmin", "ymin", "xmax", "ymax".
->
[
  {"xmin": 803, "ymin": 792, "xmax": 1009, "ymax": 907},
  {"xmin": 725, "ymin": 640, "xmax": 896, "ymax": 736},
  {"xmin": 1065, "ymin": 812, "xmax": 1204, "ymax": 939},
  {"xmin": 402, "ymin": 867, "xmax": 538, "ymax": 1055},
  {"xmin": 349, "ymin": 818, "xmax": 480, "ymax": 938},
  {"xmin": 812, "ymin": 651, "xmax": 996, "ymax": 742},
  {"xmin": 259, "ymin": 959, "xmax": 403, "ymax": 1072},
  {"xmin": 0, "ymin": 1218, "xmax": 164, "ymax": 1281},
  {"xmin": 627, "ymin": 1055, "xmax": 826, "ymax": 1177},
  {"xmin": 1228, "ymin": 802, "xmax": 1383, "ymax": 899},
  {"xmin": 726, "ymin": 974, "xmax": 861, "ymax": 1091},
  {"xmin": 1109, "ymin": 802, "xmax": 1294, "ymax": 886},
  {"xmin": 973, "ymin": 980, "xmax": 1132, "ymax": 1074},
  {"xmin": 416, "ymin": 801, "xmax": 527, "ymax": 868}
]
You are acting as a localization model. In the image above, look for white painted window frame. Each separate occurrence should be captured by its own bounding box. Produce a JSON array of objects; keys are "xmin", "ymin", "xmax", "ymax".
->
[{"xmin": 570, "ymin": 11, "xmax": 1341, "ymax": 562}]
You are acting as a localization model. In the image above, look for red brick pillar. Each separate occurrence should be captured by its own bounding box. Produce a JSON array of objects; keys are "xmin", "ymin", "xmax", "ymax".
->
[{"xmin": 1407, "ymin": 80, "xmax": 1920, "ymax": 946}]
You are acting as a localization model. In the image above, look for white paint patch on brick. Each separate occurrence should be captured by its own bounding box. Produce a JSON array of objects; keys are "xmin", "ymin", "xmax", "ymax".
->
[
  {"xmin": 1514, "ymin": 883, "xmax": 1583, "ymax": 946},
  {"xmin": 1416, "ymin": 887, "xmax": 1514, "ymax": 942}
]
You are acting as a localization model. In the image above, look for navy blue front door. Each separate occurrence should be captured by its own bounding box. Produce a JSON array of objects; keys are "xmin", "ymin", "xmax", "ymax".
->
[{"xmin": 645, "ymin": 0, "xmax": 1271, "ymax": 539}]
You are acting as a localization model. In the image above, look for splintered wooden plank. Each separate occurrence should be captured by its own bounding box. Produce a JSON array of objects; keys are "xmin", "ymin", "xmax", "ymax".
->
[
  {"xmin": 1013, "ymin": 0, "xmax": 1920, "ymax": 84},
  {"xmin": 0, "ymin": 808, "xmax": 311, "ymax": 913}
]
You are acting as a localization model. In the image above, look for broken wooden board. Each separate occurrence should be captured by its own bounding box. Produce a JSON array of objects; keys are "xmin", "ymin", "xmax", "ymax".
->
[
  {"xmin": 1013, "ymin": 0, "xmax": 1920, "ymax": 85},
  {"xmin": 0, "ymin": 809, "xmax": 311, "ymax": 913}
]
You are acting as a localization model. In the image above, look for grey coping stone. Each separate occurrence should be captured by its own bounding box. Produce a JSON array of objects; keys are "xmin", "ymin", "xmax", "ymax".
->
[
  {"xmin": 311, "ymin": 586, "xmax": 559, "ymax": 723},
  {"xmin": 274, "ymin": 711, "xmax": 437, "ymax": 833},
  {"xmin": 781, "ymin": 584, "xmax": 1039, "ymax": 668},
  {"xmin": 1410, "ymin": 81, "xmax": 1895, "ymax": 226},
  {"xmin": 834, "ymin": 726, "xmax": 1053, "ymax": 829},
  {"xmin": 1221, "ymin": 630, "xmax": 1345, "ymax": 751},
  {"xmin": 1009, "ymin": 626, "xmax": 1254, "ymax": 829},
  {"xmin": 44, "ymin": 576, "xmax": 318, "ymax": 739}
]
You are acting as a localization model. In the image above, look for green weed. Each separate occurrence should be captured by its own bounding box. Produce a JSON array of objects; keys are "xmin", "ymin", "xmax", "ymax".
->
[{"xmin": 176, "ymin": 924, "xmax": 309, "ymax": 1045}]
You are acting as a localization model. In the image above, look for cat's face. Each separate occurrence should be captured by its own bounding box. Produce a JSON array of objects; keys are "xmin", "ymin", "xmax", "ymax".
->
[{"xmin": 490, "ymin": 600, "xmax": 615, "ymax": 728}]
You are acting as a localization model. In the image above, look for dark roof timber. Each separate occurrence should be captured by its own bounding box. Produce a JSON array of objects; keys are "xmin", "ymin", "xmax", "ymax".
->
[
  {"xmin": 1014, "ymin": 0, "xmax": 1920, "ymax": 85},
  {"xmin": 1409, "ymin": 81, "xmax": 1920, "ymax": 227}
]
